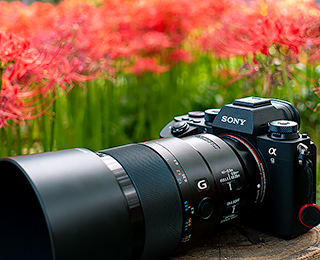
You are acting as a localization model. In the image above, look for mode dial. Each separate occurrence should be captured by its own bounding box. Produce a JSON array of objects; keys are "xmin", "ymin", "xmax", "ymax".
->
[
  {"xmin": 204, "ymin": 109, "xmax": 220, "ymax": 124},
  {"xmin": 268, "ymin": 120, "xmax": 299, "ymax": 140}
]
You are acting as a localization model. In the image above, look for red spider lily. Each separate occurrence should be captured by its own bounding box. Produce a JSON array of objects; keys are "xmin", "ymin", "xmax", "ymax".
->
[
  {"xmin": 53, "ymin": 0, "xmax": 113, "ymax": 73},
  {"xmin": 0, "ymin": 1, "xmax": 117, "ymax": 128},
  {"xmin": 0, "ymin": 32, "xmax": 45, "ymax": 127},
  {"xmin": 0, "ymin": 29, "xmax": 101, "ymax": 128},
  {"xmin": 0, "ymin": 0, "xmax": 112, "ymax": 75},
  {"xmin": 0, "ymin": 31, "xmax": 30, "ymax": 64},
  {"xmin": 166, "ymin": 49, "xmax": 193, "ymax": 65},
  {"xmin": 0, "ymin": 0, "xmax": 236, "ymax": 77},
  {"xmin": 197, "ymin": 0, "xmax": 320, "ymax": 106},
  {"xmin": 126, "ymin": 57, "xmax": 169, "ymax": 76},
  {"xmin": 98, "ymin": 0, "xmax": 190, "ymax": 58},
  {"xmin": 0, "ymin": 1, "xmax": 57, "ymax": 38},
  {"xmin": 0, "ymin": 73, "xmax": 35, "ymax": 128},
  {"xmin": 97, "ymin": 0, "xmax": 231, "ymax": 71},
  {"xmin": 129, "ymin": 31, "xmax": 171, "ymax": 54},
  {"xmin": 198, "ymin": 0, "xmax": 320, "ymax": 58}
]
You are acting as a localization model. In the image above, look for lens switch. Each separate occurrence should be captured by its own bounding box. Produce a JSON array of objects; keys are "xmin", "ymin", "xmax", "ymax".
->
[{"xmin": 198, "ymin": 198, "xmax": 214, "ymax": 220}]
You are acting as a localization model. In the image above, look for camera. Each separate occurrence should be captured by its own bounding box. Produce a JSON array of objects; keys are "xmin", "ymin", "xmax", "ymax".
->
[{"xmin": 0, "ymin": 96, "xmax": 319, "ymax": 260}]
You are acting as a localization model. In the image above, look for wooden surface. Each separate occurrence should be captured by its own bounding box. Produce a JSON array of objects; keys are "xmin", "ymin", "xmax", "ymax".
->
[{"xmin": 168, "ymin": 225, "xmax": 320, "ymax": 260}]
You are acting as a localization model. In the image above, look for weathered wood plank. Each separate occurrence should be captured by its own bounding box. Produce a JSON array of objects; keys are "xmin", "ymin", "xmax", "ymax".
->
[{"xmin": 168, "ymin": 225, "xmax": 320, "ymax": 259}]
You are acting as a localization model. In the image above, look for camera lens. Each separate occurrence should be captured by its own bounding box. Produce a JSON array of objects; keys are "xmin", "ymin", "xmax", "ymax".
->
[
  {"xmin": 0, "ymin": 134, "xmax": 264, "ymax": 260},
  {"xmin": 100, "ymin": 134, "xmax": 265, "ymax": 258}
]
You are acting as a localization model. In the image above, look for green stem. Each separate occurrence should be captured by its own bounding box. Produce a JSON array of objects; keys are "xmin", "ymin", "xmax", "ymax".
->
[
  {"xmin": 0, "ymin": 128, "xmax": 4, "ymax": 157},
  {"xmin": 17, "ymin": 126, "xmax": 22, "ymax": 155},
  {"xmin": 278, "ymin": 48, "xmax": 293, "ymax": 103},
  {"xmin": 88, "ymin": 81, "xmax": 102, "ymax": 150},
  {"xmin": 50, "ymin": 99, "xmax": 56, "ymax": 151},
  {"xmin": 0, "ymin": 67, "xmax": 3, "ymax": 93},
  {"xmin": 7, "ymin": 127, "xmax": 12, "ymax": 156}
]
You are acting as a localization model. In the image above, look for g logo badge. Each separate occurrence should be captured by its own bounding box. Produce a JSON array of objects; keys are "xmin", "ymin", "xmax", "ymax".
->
[{"xmin": 196, "ymin": 178, "xmax": 209, "ymax": 191}]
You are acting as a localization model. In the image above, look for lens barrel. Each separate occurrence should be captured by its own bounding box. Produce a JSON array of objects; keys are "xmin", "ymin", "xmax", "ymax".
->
[{"xmin": 0, "ymin": 134, "xmax": 262, "ymax": 260}]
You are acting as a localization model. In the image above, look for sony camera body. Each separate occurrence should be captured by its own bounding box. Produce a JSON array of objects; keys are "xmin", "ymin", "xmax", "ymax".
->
[{"xmin": 160, "ymin": 96, "xmax": 318, "ymax": 238}]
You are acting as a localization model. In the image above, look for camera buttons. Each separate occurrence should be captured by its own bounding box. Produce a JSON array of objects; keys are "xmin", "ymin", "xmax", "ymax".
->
[
  {"xmin": 198, "ymin": 198, "xmax": 214, "ymax": 220},
  {"xmin": 171, "ymin": 121, "xmax": 189, "ymax": 136},
  {"xmin": 188, "ymin": 111, "xmax": 205, "ymax": 118}
]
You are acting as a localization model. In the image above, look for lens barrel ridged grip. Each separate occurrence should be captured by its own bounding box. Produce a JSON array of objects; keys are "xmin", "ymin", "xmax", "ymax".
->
[{"xmin": 102, "ymin": 144, "xmax": 182, "ymax": 260}]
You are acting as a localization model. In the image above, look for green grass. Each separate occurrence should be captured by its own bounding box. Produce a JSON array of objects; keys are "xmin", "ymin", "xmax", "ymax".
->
[{"xmin": 1, "ymin": 54, "xmax": 319, "ymax": 185}]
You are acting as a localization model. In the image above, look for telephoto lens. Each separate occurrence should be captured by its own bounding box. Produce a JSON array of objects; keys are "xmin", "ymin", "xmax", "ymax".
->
[
  {"xmin": 1, "ymin": 97, "xmax": 318, "ymax": 260},
  {"xmin": 0, "ymin": 134, "xmax": 261, "ymax": 260}
]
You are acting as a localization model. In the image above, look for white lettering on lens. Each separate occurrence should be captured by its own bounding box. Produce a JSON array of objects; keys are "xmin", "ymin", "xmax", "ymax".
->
[
  {"xmin": 221, "ymin": 116, "xmax": 246, "ymax": 126},
  {"xmin": 227, "ymin": 198, "xmax": 240, "ymax": 206}
]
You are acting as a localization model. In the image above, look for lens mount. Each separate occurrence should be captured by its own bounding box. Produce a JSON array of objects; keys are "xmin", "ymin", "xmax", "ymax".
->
[{"xmin": 219, "ymin": 134, "xmax": 266, "ymax": 203}]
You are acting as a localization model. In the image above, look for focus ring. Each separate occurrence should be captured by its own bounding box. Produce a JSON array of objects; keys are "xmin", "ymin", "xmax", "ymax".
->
[{"xmin": 100, "ymin": 144, "xmax": 183, "ymax": 260}]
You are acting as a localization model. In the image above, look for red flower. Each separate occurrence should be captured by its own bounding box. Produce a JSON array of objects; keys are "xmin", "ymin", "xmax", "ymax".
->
[
  {"xmin": 167, "ymin": 49, "xmax": 193, "ymax": 64},
  {"xmin": 130, "ymin": 31, "xmax": 171, "ymax": 54},
  {"xmin": 0, "ymin": 74, "xmax": 32, "ymax": 128},
  {"xmin": 127, "ymin": 57, "xmax": 169, "ymax": 76},
  {"xmin": 198, "ymin": 0, "xmax": 320, "ymax": 58},
  {"xmin": 0, "ymin": 31, "xmax": 30, "ymax": 64}
]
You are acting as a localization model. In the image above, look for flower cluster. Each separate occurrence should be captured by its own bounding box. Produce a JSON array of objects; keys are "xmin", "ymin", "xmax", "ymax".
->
[
  {"xmin": 97, "ymin": 0, "xmax": 232, "ymax": 72},
  {"xmin": 2, "ymin": 0, "xmax": 320, "ymax": 127},
  {"xmin": 199, "ymin": 0, "xmax": 320, "ymax": 56},
  {"xmin": 0, "ymin": 0, "xmax": 237, "ymax": 127},
  {"xmin": 0, "ymin": 26, "xmax": 104, "ymax": 126},
  {"xmin": 0, "ymin": 1, "xmax": 109, "ymax": 127},
  {"xmin": 0, "ymin": 31, "xmax": 36, "ymax": 127},
  {"xmin": 198, "ymin": 0, "xmax": 320, "ymax": 100}
]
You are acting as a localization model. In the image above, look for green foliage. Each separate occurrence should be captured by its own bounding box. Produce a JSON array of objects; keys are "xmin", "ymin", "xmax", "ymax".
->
[{"xmin": 1, "ymin": 55, "xmax": 319, "ymax": 184}]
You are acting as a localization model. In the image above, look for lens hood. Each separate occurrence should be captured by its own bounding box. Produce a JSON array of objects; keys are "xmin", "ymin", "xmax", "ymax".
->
[{"xmin": 0, "ymin": 149, "xmax": 133, "ymax": 260}]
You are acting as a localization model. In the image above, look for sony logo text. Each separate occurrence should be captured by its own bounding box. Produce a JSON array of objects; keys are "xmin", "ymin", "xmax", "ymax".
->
[{"xmin": 221, "ymin": 116, "xmax": 246, "ymax": 126}]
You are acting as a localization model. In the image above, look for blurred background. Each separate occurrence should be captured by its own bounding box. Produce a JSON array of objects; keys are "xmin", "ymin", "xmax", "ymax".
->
[{"xmin": 0, "ymin": 0, "xmax": 320, "ymax": 198}]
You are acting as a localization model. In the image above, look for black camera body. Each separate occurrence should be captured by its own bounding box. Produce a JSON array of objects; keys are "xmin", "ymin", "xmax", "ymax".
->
[
  {"xmin": 160, "ymin": 97, "xmax": 318, "ymax": 239},
  {"xmin": 1, "ymin": 96, "xmax": 319, "ymax": 260}
]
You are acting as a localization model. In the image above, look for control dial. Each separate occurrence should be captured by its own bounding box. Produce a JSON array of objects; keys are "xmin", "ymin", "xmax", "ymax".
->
[
  {"xmin": 268, "ymin": 120, "xmax": 299, "ymax": 140},
  {"xmin": 171, "ymin": 121, "xmax": 189, "ymax": 136}
]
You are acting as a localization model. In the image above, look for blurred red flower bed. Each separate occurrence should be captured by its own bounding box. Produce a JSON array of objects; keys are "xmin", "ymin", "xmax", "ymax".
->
[{"xmin": 1, "ymin": 0, "xmax": 320, "ymax": 127}]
